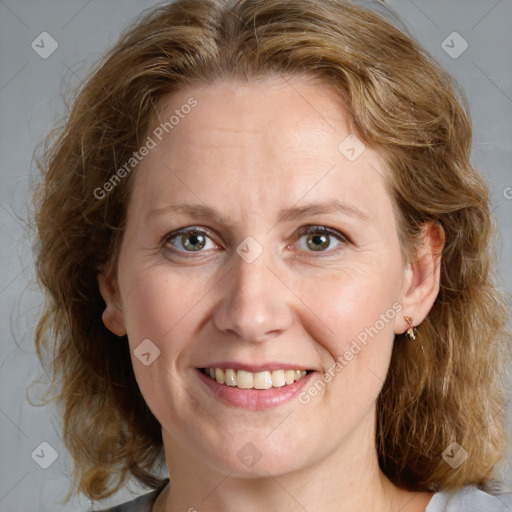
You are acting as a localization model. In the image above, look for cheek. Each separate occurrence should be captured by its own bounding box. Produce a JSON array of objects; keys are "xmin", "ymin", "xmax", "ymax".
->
[
  {"xmin": 293, "ymin": 268, "xmax": 400, "ymax": 436},
  {"xmin": 291, "ymin": 258, "xmax": 403, "ymax": 412},
  {"xmin": 293, "ymin": 259, "xmax": 403, "ymax": 354},
  {"xmin": 118, "ymin": 268, "xmax": 210, "ymax": 423},
  {"xmin": 119, "ymin": 266, "xmax": 207, "ymax": 358}
]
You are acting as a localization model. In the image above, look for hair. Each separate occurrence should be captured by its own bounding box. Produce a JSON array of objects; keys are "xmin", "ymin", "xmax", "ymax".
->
[{"xmin": 30, "ymin": 0, "xmax": 511, "ymax": 503}]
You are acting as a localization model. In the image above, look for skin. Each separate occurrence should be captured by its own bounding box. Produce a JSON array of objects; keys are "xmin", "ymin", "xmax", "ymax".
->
[{"xmin": 98, "ymin": 75, "xmax": 444, "ymax": 512}]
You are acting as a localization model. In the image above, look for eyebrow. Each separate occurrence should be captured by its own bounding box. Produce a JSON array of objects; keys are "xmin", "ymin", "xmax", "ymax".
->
[{"xmin": 148, "ymin": 199, "xmax": 370, "ymax": 225}]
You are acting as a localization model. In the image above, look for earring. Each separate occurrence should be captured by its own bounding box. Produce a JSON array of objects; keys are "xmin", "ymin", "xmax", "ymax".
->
[{"xmin": 403, "ymin": 316, "xmax": 417, "ymax": 341}]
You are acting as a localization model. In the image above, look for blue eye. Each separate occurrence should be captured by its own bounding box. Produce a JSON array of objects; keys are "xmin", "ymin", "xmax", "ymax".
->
[
  {"xmin": 296, "ymin": 225, "xmax": 348, "ymax": 253},
  {"xmin": 165, "ymin": 228, "xmax": 216, "ymax": 253},
  {"xmin": 163, "ymin": 225, "xmax": 348, "ymax": 258}
]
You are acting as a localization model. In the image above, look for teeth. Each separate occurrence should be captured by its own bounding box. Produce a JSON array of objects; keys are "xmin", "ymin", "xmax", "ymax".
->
[
  {"xmin": 225, "ymin": 368, "xmax": 237, "ymax": 386},
  {"xmin": 271, "ymin": 370, "xmax": 286, "ymax": 387},
  {"xmin": 215, "ymin": 368, "xmax": 225, "ymax": 384},
  {"xmin": 236, "ymin": 370, "xmax": 253, "ymax": 389},
  {"xmin": 284, "ymin": 369, "xmax": 295, "ymax": 385},
  {"xmin": 203, "ymin": 368, "xmax": 308, "ymax": 389},
  {"xmin": 253, "ymin": 371, "xmax": 273, "ymax": 389}
]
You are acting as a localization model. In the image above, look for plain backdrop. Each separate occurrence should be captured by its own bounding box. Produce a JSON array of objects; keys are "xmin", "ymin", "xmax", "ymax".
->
[{"xmin": 0, "ymin": 0, "xmax": 511, "ymax": 510}]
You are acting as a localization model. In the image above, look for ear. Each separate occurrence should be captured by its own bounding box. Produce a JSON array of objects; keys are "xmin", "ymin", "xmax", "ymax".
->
[
  {"xmin": 97, "ymin": 270, "xmax": 127, "ymax": 336},
  {"xmin": 396, "ymin": 222, "xmax": 445, "ymax": 334}
]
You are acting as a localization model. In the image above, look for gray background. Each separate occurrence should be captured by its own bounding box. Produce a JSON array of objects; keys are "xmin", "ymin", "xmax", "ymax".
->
[{"xmin": 0, "ymin": 0, "xmax": 511, "ymax": 510}]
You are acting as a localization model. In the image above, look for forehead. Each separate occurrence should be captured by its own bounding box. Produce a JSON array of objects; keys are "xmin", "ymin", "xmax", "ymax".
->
[
  {"xmin": 129, "ymin": 76, "xmax": 393, "ymax": 225},
  {"xmin": 152, "ymin": 76, "xmax": 351, "ymax": 155}
]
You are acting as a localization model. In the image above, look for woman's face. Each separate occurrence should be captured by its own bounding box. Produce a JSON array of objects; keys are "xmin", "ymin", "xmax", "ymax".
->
[{"xmin": 101, "ymin": 76, "xmax": 423, "ymax": 477}]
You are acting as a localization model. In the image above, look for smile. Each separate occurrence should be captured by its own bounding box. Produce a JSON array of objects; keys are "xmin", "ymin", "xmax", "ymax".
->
[
  {"xmin": 197, "ymin": 367, "xmax": 316, "ymax": 409},
  {"xmin": 201, "ymin": 367, "xmax": 311, "ymax": 389}
]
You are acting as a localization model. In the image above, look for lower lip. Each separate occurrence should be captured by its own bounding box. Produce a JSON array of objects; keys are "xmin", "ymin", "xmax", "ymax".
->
[{"xmin": 196, "ymin": 369, "xmax": 315, "ymax": 410}]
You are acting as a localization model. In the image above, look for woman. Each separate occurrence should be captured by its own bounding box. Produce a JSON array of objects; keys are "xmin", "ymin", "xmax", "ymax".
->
[{"xmin": 31, "ymin": 0, "xmax": 512, "ymax": 511}]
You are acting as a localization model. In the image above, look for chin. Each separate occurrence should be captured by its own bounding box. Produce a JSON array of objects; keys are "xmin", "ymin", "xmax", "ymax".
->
[{"xmin": 200, "ymin": 431, "xmax": 314, "ymax": 478}]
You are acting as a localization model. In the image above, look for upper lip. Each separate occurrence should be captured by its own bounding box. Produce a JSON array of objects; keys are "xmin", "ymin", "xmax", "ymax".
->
[{"xmin": 198, "ymin": 362, "xmax": 315, "ymax": 372}]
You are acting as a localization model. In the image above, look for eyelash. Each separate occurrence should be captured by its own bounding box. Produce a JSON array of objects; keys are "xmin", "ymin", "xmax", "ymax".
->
[{"xmin": 162, "ymin": 225, "xmax": 349, "ymax": 259}]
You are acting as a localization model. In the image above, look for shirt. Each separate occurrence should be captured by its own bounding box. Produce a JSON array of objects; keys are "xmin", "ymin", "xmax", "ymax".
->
[{"xmin": 97, "ymin": 479, "xmax": 512, "ymax": 511}]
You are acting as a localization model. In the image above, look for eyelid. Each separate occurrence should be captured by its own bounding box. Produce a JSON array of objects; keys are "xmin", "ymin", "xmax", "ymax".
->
[{"xmin": 296, "ymin": 224, "xmax": 349, "ymax": 242}]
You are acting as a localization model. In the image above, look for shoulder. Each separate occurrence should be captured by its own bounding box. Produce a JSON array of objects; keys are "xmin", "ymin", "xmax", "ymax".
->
[
  {"xmin": 95, "ymin": 478, "xmax": 170, "ymax": 512},
  {"xmin": 426, "ymin": 485, "xmax": 512, "ymax": 512}
]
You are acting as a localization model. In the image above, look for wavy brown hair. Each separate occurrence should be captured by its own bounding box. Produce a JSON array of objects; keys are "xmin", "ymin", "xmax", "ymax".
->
[{"xmin": 30, "ymin": 0, "xmax": 511, "ymax": 503}]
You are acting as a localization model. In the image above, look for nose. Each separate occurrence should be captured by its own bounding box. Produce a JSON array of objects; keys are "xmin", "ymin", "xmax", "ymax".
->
[{"xmin": 212, "ymin": 249, "xmax": 293, "ymax": 343}]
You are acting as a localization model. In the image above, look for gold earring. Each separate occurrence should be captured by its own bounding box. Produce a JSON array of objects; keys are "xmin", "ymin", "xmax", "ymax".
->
[{"xmin": 403, "ymin": 316, "xmax": 417, "ymax": 341}]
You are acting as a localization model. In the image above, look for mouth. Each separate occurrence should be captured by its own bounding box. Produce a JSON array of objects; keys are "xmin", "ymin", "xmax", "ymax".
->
[
  {"xmin": 200, "ymin": 367, "xmax": 313, "ymax": 389},
  {"xmin": 196, "ymin": 367, "xmax": 316, "ymax": 409}
]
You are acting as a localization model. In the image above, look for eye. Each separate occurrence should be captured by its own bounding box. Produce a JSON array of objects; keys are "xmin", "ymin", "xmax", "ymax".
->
[
  {"xmin": 164, "ymin": 228, "xmax": 217, "ymax": 254},
  {"xmin": 162, "ymin": 225, "xmax": 348, "ymax": 259},
  {"xmin": 295, "ymin": 225, "xmax": 348, "ymax": 254}
]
